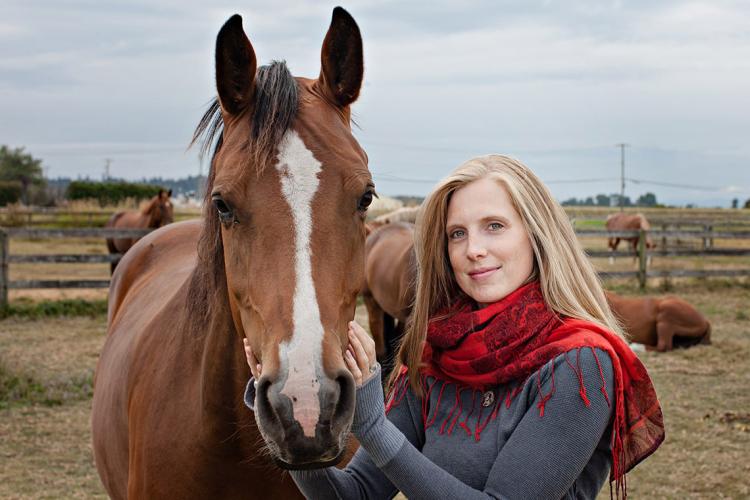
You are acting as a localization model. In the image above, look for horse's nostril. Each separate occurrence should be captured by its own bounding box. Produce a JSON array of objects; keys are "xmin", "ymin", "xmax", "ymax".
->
[
  {"xmin": 332, "ymin": 372, "xmax": 356, "ymax": 431},
  {"xmin": 255, "ymin": 377, "xmax": 278, "ymax": 421}
]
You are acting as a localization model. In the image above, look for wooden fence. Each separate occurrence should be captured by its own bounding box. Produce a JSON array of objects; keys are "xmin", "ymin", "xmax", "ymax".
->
[
  {"xmin": 0, "ymin": 227, "xmax": 152, "ymax": 307},
  {"xmin": 0, "ymin": 208, "xmax": 199, "ymax": 227},
  {"xmin": 578, "ymin": 228, "xmax": 750, "ymax": 288},
  {"xmin": 2, "ymin": 225, "xmax": 750, "ymax": 307}
]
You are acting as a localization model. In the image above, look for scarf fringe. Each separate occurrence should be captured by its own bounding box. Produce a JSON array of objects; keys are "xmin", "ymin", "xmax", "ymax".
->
[{"xmin": 386, "ymin": 346, "xmax": 611, "ymax": 437}]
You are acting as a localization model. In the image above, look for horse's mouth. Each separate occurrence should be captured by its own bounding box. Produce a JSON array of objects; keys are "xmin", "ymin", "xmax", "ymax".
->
[{"xmin": 273, "ymin": 449, "xmax": 345, "ymax": 470}]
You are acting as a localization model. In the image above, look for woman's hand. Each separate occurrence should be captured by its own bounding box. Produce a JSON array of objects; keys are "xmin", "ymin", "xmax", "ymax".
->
[
  {"xmin": 243, "ymin": 338, "xmax": 262, "ymax": 381},
  {"xmin": 344, "ymin": 320, "xmax": 378, "ymax": 387}
]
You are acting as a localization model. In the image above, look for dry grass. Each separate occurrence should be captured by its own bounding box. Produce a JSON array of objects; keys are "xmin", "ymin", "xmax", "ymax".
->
[
  {"xmin": 0, "ymin": 315, "xmax": 107, "ymax": 498},
  {"xmin": 0, "ymin": 400, "xmax": 106, "ymax": 499},
  {"xmin": 0, "ymin": 283, "xmax": 749, "ymax": 498},
  {"xmin": 596, "ymin": 283, "xmax": 750, "ymax": 499}
]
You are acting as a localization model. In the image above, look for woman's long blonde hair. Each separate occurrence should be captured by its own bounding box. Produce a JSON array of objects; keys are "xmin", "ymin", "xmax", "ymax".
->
[{"xmin": 389, "ymin": 154, "xmax": 626, "ymax": 395}]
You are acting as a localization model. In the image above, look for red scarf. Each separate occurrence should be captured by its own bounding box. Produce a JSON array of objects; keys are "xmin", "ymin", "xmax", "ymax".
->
[{"xmin": 386, "ymin": 281, "xmax": 664, "ymax": 498}]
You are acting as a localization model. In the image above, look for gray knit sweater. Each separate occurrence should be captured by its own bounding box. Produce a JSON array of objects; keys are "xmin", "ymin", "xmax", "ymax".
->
[{"xmin": 244, "ymin": 347, "xmax": 615, "ymax": 500}]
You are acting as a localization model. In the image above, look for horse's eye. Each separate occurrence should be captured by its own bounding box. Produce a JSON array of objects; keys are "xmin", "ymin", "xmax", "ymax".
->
[
  {"xmin": 358, "ymin": 189, "xmax": 375, "ymax": 212},
  {"xmin": 212, "ymin": 196, "xmax": 233, "ymax": 221}
]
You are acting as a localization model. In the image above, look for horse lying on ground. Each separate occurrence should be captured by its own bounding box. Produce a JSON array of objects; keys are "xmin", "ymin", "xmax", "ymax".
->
[
  {"xmin": 92, "ymin": 8, "xmax": 369, "ymax": 499},
  {"xmin": 605, "ymin": 291, "xmax": 711, "ymax": 352},
  {"xmin": 105, "ymin": 189, "xmax": 173, "ymax": 273},
  {"xmin": 605, "ymin": 212, "xmax": 655, "ymax": 264},
  {"xmin": 361, "ymin": 222, "xmax": 416, "ymax": 369}
]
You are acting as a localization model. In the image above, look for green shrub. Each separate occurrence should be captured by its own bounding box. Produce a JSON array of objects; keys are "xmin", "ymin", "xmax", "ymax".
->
[
  {"xmin": 66, "ymin": 181, "xmax": 165, "ymax": 206},
  {"xmin": 0, "ymin": 299, "xmax": 108, "ymax": 319},
  {"xmin": 0, "ymin": 180, "xmax": 22, "ymax": 205}
]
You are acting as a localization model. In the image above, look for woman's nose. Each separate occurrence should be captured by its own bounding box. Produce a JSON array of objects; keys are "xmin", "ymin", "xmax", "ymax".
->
[{"xmin": 466, "ymin": 234, "xmax": 487, "ymax": 260}]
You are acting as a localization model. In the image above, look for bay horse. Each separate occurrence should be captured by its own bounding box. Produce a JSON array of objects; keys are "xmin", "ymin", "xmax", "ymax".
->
[
  {"xmin": 104, "ymin": 189, "xmax": 174, "ymax": 273},
  {"xmin": 605, "ymin": 212, "xmax": 655, "ymax": 264},
  {"xmin": 92, "ymin": 8, "xmax": 371, "ymax": 499},
  {"xmin": 362, "ymin": 222, "xmax": 416, "ymax": 369},
  {"xmin": 605, "ymin": 291, "xmax": 711, "ymax": 352}
]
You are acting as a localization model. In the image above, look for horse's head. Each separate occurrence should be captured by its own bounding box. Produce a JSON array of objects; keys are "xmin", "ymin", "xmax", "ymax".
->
[
  {"xmin": 145, "ymin": 190, "xmax": 174, "ymax": 228},
  {"xmin": 196, "ymin": 8, "xmax": 371, "ymax": 469}
]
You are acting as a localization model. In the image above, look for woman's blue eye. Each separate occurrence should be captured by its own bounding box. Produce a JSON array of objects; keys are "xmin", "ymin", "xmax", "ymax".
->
[
  {"xmin": 489, "ymin": 222, "xmax": 503, "ymax": 231},
  {"xmin": 450, "ymin": 230, "xmax": 465, "ymax": 239}
]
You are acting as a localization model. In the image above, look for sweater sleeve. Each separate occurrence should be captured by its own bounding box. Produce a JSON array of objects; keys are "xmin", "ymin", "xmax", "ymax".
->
[{"xmin": 358, "ymin": 348, "xmax": 616, "ymax": 500}]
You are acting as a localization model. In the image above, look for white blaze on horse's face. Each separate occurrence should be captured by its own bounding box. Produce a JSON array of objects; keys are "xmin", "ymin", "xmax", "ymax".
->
[{"xmin": 275, "ymin": 129, "xmax": 324, "ymax": 438}]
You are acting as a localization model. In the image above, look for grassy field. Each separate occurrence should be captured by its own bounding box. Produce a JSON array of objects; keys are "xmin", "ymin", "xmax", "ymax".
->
[{"xmin": 1, "ymin": 282, "xmax": 748, "ymax": 499}]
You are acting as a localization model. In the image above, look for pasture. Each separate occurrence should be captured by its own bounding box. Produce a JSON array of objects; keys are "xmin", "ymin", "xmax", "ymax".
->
[
  {"xmin": 1, "ymin": 282, "xmax": 748, "ymax": 498},
  {"xmin": 1, "ymin": 208, "xmax": 749, "ymax": 498}
]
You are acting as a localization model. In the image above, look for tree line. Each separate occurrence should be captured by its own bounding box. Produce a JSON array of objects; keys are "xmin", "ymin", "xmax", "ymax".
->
[
  {"xmin": 561, "ymin": 192, "xmax": 661, "ymax": 207},
  {"xmin": 2, "ymin": 145, "xmax": 749, "ymax": 209}
]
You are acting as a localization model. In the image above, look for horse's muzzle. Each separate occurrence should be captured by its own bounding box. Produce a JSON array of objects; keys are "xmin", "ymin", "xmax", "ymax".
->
[{"xmin": 254, "ymin": 370, "xmax": 355, "ymax": 469}]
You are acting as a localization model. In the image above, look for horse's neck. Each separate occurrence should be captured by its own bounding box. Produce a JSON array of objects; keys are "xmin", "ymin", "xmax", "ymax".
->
[
  {"xmin": 193, "ymin": 292, "xmax": 253, "ymax": 428},
  {"xmin": 141, "ymin": 199, "xmax": 160, "ymax": 227},
  {"xmin": 147, "ymin": 212, "xmax": 162, "ymax": 228}
]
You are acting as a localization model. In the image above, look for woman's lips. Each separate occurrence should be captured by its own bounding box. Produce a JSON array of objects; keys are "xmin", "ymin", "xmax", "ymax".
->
[{"xmin": 468, "ymin": 267, "xmax": 499, "ymax": 279}]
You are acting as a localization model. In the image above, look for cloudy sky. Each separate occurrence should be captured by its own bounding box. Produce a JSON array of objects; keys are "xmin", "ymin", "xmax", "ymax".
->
[{"xmin": 2, "ymin": 0, "xmax": 748, "ymax": 206}]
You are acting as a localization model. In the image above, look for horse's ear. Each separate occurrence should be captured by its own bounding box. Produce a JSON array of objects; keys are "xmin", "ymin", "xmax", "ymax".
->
[
  {"xmin": 215, "ymin": 15, "xmax": 257, "ymax": 116},
  {"xmin": 318, "ymin": 7, "xmax": 363, "ymax": 107}
]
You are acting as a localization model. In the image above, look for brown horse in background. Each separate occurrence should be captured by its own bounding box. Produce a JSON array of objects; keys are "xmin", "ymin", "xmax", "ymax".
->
[
  {"xmin": 605, "ymin": 291, "xmax": 711, "ymax": 352},
  {"xmin": 606, "ymin": 212, "xmax": 655, "ymax": 264},
  {"xmin": 105, "ymin": 189, "xmax": 174, "ymax": 273},
  {"xmin": 92, "ymin": 8, "xmax": 369, "ymax": 499},
  {"xmin": 362, "ymin": 222, "xmax": 416, "ymax": 369}
]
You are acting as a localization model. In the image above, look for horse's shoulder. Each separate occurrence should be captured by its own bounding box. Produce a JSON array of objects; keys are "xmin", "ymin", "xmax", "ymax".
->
[
  {"xmin": 105, "ymin": 211, "xmax": 128, "ymax": 227},
  {"xmin": 108, "ymin": 220, "xmax": 201, "ymax": 324},
  {"xmin": 110, "ymin": 221, "xmax": 200, "ymax": 287}
]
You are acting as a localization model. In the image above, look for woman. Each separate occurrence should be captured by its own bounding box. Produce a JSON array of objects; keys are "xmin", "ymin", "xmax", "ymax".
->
[{"xmin": 244, "ymin": 155, "xmax": 664, "ymax": 499}]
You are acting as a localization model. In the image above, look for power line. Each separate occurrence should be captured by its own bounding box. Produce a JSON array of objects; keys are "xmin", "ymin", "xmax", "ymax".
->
[{"xmin": 627, "ymin": 177, "xmax": 721, "ymax": 192}]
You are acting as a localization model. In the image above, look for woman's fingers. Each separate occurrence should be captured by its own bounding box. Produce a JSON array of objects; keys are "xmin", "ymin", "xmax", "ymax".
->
[
  {"xmin": 345, "ymin": 349, "xmax": 363, "ymax": 386},
  {"xmin": 347, "ymin": 321, "xmax": 377, "ymax": 384},
  {"xmin": 349, "ymin": 321, "xmax": 376, "ymax": 366},
  {"xmin": 243, "ymin": 338, "xmax": 261, "ymax": 380},
  {"xmin": 348, "ymin": 329, "xmax": 370, "ymax": 374}
]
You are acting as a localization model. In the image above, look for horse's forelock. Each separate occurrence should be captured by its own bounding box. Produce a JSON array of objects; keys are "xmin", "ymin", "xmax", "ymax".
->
[{"xmin": 190, "ymin": 61, "xmax": 299, "ymax": 177}]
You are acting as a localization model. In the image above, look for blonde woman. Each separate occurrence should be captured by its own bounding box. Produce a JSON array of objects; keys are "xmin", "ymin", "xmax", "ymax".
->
[{"xmin": 245, "ymin": 155, "xmax": 664, "ymax": 499}]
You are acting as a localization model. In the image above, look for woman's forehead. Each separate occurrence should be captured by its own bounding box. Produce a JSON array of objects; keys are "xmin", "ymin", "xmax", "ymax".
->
[{"xmin": 446, "ymin": 178, "xmax": 519, "ymax": 223}]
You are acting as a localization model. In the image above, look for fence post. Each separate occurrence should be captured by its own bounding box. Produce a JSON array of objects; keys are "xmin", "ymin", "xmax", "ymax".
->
[
  {"xmin": 638, "ymin": 228, "xmax": 647, "ymax": 289},
  {"xmin": 703, "ymin": 224, "xmax": 710, "ymax": 250},
  {"xmin": 0, "ymin": 230, "xmax": 8, "ymax": 308}
]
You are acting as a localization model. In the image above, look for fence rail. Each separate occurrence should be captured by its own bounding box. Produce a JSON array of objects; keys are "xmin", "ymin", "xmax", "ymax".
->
[
  {"xmin": 1, "ymin": 224, "xmax": 749, "ymax": 307},
  {"xmin": 0, "ymin": 209, "xmax": 198, "ymax": 227},
  {"xmin": 0, "ymin": 227, "xmax": 155, "ymax": 306}
]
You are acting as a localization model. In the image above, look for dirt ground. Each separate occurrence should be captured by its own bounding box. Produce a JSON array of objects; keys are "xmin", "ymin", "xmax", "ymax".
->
[{"xmin": 0, "ymin": 281, "xmax": 748, "ymax": 499}]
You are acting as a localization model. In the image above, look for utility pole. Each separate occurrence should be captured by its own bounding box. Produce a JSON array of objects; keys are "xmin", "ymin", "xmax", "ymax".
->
[
  {"xmin": 104, "ymin": 158, "xmax": 112, "ymax": 181},
  {"xmin": 616, "ymin": 143, "xmax": 629, "ymax": 211}
]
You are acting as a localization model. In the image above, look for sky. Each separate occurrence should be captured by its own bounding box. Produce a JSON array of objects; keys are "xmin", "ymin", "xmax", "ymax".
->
[{"xmin": 2, "ymin": 0, "xmax": 749, "ymax": 206}]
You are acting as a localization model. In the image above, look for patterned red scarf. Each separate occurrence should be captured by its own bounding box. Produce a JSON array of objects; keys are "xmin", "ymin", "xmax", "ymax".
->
[{"xmin": 387, "ymin": 281, "xmax": 664, "ymax": 498}]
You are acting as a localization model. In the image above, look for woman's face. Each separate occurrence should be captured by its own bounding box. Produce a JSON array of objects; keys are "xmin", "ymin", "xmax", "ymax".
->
[{"xmin": 446, "ymin": 177, "xmax": 535, "ymax": 307}]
